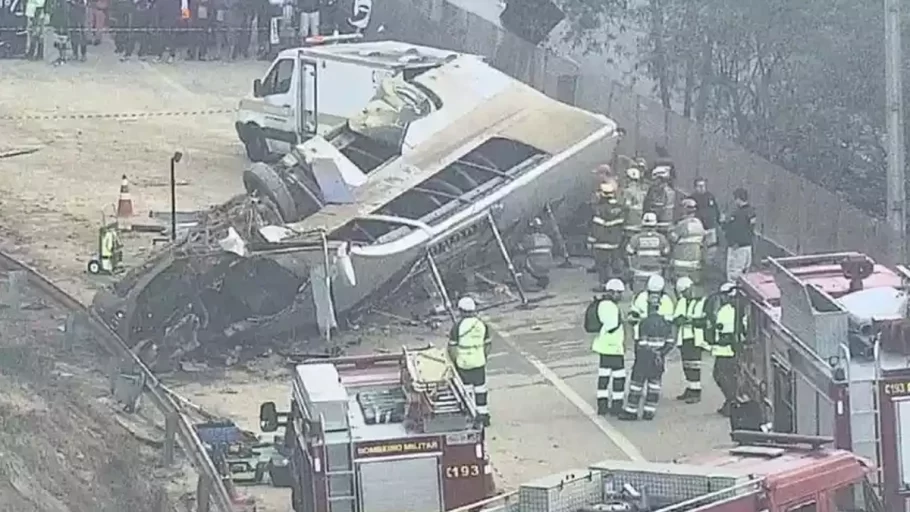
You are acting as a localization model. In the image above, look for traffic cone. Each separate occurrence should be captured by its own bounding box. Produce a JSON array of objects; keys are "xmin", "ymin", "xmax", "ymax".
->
[{"xmin": 116, "ymin": 174, "xmax": 134, "ymax": 231}]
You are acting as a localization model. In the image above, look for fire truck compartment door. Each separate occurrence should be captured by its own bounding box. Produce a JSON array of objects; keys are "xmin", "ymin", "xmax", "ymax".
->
[{"xmin": 358, "ymin": 456, "xmax": 441, "ymax": 512}]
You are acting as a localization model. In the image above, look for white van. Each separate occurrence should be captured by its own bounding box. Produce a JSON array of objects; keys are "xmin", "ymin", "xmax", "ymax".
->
[{"xmin": 234, "ymin": 39, "xmax": 469, "ymax": 162}]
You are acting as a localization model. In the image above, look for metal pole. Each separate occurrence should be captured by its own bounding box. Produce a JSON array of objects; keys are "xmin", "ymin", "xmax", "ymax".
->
[
  {"xmin": 485, "ymin": 211, "xmax": 529, "ymax": 305},
  {"xmin": 163, "ymin": 413, "xmax": 177, "ymax": 467},
  {"xmin": 320, "ymin": 229, "xmax": 332, "ymax": 345},
  {"xmin": 170, "ymin": 157, "xmax": 177, "ymax": 242},
  {"xmin": 885, "ymin": 0, "xmax": 905, "ymax": 262},
  {"xmin": 425, "ymin": 251, "xmax": 457, "ymax": 324}
]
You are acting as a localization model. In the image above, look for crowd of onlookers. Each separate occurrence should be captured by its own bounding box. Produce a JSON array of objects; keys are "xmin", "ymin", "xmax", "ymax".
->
[{"xmin": 0, "ymin": 0, "xmax": 371, "ymax": 62}]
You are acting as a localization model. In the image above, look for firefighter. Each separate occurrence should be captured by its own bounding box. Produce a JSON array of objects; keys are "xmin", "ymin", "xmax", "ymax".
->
[
  {"xmin": 619, "ymin": 291, "xmax": 674, "ymax": 421},
  {"xmin": 669, "ymin": 198, "xmax": 707, "ymax": 285},
  {"xmin": 711, "ymin": 282, "xmax": 741, "ymax": 416},
  {"xmin": 673, "ymin": 276, "xmax": 708, "ymax": 403},
  {"xmin": 100, "ymin": 224, "xmax": 122, "ymax": 273},
  {"xmin": 588, "ymin": 181, "xmax": 626, "ymax": 288},
  {"xmin": 516, "ymin": 217, "xmax": 554, "ymax": 291},
  {"xmin": 629, "ymin": 274, "xmax": 673, "ymax": 342},
  {"xmin": 622, "ymin": 166, "xmax": 647, "ymax": 237},
  {"xmin": 25, "ymin": 0, "xmax": 46, "ymax": 60},
  {"xmin": 448, "ymin": 296, "xmax": 492, "ymax": 426},
  {"xmin": 690, "ymin": 177, "xmax": 721, "ymax": 266},
  {"xmin": 643, "ymin": 165, "xmax": 676, "ymax": 233},
  {"xmin": 590, "ymin": 278, "xmax": 627, "ymax": 416},
  {"xmin": 626, "ymin": 213, "xmax": 670, "ymax": 293}
]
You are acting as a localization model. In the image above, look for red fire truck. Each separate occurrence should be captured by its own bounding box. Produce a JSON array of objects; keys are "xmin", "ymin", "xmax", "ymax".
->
[
  {"xmin": 462, "ymin": 431, "xmax": 882, "ymax": 512},
  {"xmin": 735, "ymin": 251, "xmax": 910, "ymax": 510},
  {"xmin": 259, "ymin": 346, "xmax": 495, "ymax": 512}
]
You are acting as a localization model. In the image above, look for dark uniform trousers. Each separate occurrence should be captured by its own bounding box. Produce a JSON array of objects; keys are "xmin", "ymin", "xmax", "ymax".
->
[
  {"xmin": 623, "ymin": 342, "xmax": 665, "ymax": 420},
  {"xmin": 597, "ymin": 354, "xmax": 625, "ymax": 414},
  {"xmin": 679, "ymin": 339, "xmax": 703, "ymax": 395},
  {"xmin": 713, "ymin": 336, "xmax": 738, "ymax": 410},
  {"xmin": 457, "ymin": 366, "xmax": 489, "ymax": 425}
]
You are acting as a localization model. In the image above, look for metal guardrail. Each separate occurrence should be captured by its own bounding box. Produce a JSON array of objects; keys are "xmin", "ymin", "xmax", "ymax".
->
[{"xmin": 0, "ymin": 252, "xmax": 236, "ymax": 512}]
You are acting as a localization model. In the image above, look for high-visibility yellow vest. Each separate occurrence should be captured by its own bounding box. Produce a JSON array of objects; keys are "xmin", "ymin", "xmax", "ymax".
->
[
  {"xmin": 712, "ymin": 303, "xmax": 739, "ymax": 357},
  {"xmin": 455, "ymin": 316, "xmax": 488, "ymax": 370},
  {"xmin": 101, "ymin": 230, "xmax": 115, "ymax": 259},
  {"xmin": 674, "ymin": 296, "xmax": 707, "ymax": 348},
  {"xmin": 591, "ymin": 300, "xmax": 624, "ymax": 356},
  {"xmin": 631, "ymin": 291, "xmax": 674, "ymax": 339}
]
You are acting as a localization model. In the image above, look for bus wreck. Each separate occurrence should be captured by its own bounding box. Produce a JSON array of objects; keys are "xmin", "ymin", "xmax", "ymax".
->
[{"xmin": 91, "ymin": 51, "xmax": 620, "ymax": 362}]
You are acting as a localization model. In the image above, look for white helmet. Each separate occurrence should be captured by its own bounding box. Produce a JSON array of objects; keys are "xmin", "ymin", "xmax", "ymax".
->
[
  {"xmin": 646, "ymin": 275, "xmax": 665, "ymax": 293},
  {"xmin": 676, "ymin": 276, "xmax": 693, "ymax": 293},
  {"xmin": 652, "ymin": 166, "xmax": 671, "ymax": 179},
  {"xmin": 457, "ymin": 297, "xmax": 477, "ymax": 312},
  {"xmin": 642, "ymin": 212, "xmax": 658, "ymax": 227},
  {"xmin": 719, "ymin": 282, "xmax": 736, "ymax": 294},
  {"xmin": 626, "ymin": 167, "xmax": 641, "ymax": 181},
  {"xmin": 605, "ymin": 279, "xmax": 626, "ymax": 293}
]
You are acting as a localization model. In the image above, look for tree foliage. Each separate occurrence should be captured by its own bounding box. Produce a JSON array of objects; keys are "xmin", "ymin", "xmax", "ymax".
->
[{"xmin": 560, "ymin": 0, "xmax": 903, "ymax": 215}]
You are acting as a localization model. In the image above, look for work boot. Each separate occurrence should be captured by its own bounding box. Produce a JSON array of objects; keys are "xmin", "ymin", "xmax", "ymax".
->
[
  {"xmin": 609, "ymin": 403, "xmax": 624, "ymax": 416},
  {"xmin": 617, "ymin": 410, "xmax": 638, "ymax": 421},
  {"xmin": 717, "ymin": 403, "xmax": 731, "ymax": 417},
  {"xmin": 685, "ymin": 391, "xmax": 702, "ymax": 404},
  {"xmin": 597, "ymin": 399, "xmax": 609, "ymax": 416},
  {"xmin": 676, "ymin": 389, "xmax": 691, "ymax": 401},
  {"xmin": 642, "ymin": 412, "xmax": 655, "ymax": 421}
]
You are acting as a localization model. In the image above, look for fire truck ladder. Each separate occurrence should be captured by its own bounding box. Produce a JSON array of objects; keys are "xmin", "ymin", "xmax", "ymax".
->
[
  {"xmin": 404, "ymin": 347, "xmax": 477, "ymax": 418},
  {"xmin": 844, "ymin": 342, "xmax": 885, "ymax": 493}
]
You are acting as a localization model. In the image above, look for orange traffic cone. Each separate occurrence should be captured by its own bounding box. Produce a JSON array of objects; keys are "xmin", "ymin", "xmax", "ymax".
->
[{"xmin": 116, "ymin": 174, "xmax": 134, "ymax": 231}]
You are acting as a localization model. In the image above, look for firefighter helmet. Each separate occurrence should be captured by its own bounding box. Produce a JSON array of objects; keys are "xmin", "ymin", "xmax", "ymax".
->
[
  {"xmin": 529, "ymin": 217, "xmax": 543, "ymax": 229},
  {"xmin": 676, "ymin": 276, "xmax": 693, "ymax": 292},
  {"xmin": 682, "ymin": 197, "xmax": 697, "ymax": 211},
  {"xmin": 719, "ymin": 282, "xmax": 736, "ymax": 294},
  {"xmin": 626, "ymin": 167, "xmax": 641, "ymax": 181},
  {"xmin": 599, "ymin": 181, "xmax": 618, "ymax": 195},
  {"xmin": 604, "ymin": 279, "xmax": 626, "ymax": 293},
  {"xmin": 641, "ymin": 212, "xmax": 658, "ymax": 227},
  {"xmin": 634, "ymin": 157, "xmax": 647, "ymax": 169},
  {"xmin": 457, "ymin": 297, "xmax": 477, "ymax": 312},
  {"xmin": 652, "ymin": 166, "xmax": 671, "ymax": 179},
  {"xmin": 646, "ymin": 274, "xmax": 665, "ymax": 293}
]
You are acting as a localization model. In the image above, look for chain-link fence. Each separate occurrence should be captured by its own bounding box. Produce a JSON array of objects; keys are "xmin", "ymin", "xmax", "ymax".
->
[{"xmin": 375, "ymin": 0, "xmax": 906, "ymax": 264}]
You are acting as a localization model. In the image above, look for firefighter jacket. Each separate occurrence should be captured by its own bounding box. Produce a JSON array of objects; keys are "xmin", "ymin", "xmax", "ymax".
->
[
  {"xmin": 712, "ymin": 302, "xmax": 745, "ymax": 358},
  {"xmin": 101, "ymin": 230, "xmax": 115, "ymax": 260},
  {"xmin": 26, "ymin": 0, "xmax": 46, "ymax": 17},
  {"xmin": 673, "ymin": 296, "xmax": 707, "ymax": 347},
  {"xmin": 520, "ymin": 232, "xmax": 554, "ymax": 278},
  {"xmin": 630, "ymin": 291, "xmax": 674, "ymax": 339},
  {"xmin": 644, "ymin": 183, "xmax": 676, "ymax": 228},
  {"xmin": 623, "ymin": 181, "xmax": 647, "ymax": 233},
  {"xmin": 636, "ymin": 311, "xmax": 674, "ymax": 378},
  {"xmin": 588, "ymin": 199, "xmax": 626, "ymax": 250},
  {"xmin": 449, "ymin": 316, "xmax": 490, "ymax": 370},
  {"xmin": 591, "ymin": 299, "xmax": 624, "ymax": 356},
  {"xmin": 626, "ymin": 230, "xmax": 669, "ymax": 275},
  {"xmin": 669, "ymin": 216, "xmax": 706, "ymax": 269}
]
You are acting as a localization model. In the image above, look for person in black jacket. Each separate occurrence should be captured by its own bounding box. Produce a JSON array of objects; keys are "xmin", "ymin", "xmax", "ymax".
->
[
  {"xmin": 68, "ymin": 0, "xmax": 88, "ymax": 60},
  {"xmin": 723, "ymin": 188, "xmax": 756, "ymax": 282},
  {"xmin": 689, "ymin": 177, "xmax": 721, "ymax": 266}
]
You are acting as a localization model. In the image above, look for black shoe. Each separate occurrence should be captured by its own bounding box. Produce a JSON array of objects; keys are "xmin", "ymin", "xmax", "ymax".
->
[
  {"xmin": 609, "ymin": 404, "xmax": 624, "ymax": 416},
  {"xmin": 642, "ymin": 413, "xmax": 655, "ymax": 421},
  {"xmin": 617, "ymin": 411, "xmax": 638, "ymax": 421},
  {"xmin": 587, "ymin": 267, "xmax": 598, "ymax": 274},
  {"xmin": 717, "ymin": 404, "xmax": 731, "ymax": 417},
  {"xmin": 676, "ymin": 389, "xmax": 691, "ymax": 401},
  {"xmin": 685, "ymin": 392, "xmax": 702, "ymax": 404},
  {"xmin": 597, "ymin": 399, "xmax": 610, "ymax": 416}
]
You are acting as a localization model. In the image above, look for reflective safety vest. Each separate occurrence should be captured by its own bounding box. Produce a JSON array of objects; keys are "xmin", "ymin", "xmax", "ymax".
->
[
  {"xmin": 591, "ymin": 299, "xmax": 624, "ymax": 356},
  {"xmin": 454, "ymin": 316, "xmax": 488, "ymax": 370},
  {"xmin": 631, "ymin": 292, "xmax": 674, "ymax": 338},
  {"xmin": 623, "ymin": 182, "xmax": 647, "ymax": 232},
  {"xmin": 101, "ymin": 230, "xmax": 115, "ymax": 259},
  {"xmin": 674, "ymin": 296, "xmax": 707, "ymax": 347},
  {"xmin": 589, "ymin": 201, "xmax": 626, "ymax": 250},
  {"xmin": 626, "ymin": 230, "xmax": 669, "ymax": 275},
  {"xmin": 712, "ymin": 303, "xmax": 739, "ymax": 357}
]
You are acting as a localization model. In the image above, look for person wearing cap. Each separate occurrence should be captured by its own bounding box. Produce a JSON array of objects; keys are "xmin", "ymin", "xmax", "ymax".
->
[
  {"xmin": 589, "ymin": 279, "xmax": 627, "ymax": 416},
  {"xmin": 516, "ymin": 217, "xmax": 554, "ymax": 291},
  {"xmin": 619, "ymin": 288, "xmax": 674, "ymax": 421},
  {"xmin": 669, "ymin": 197, "xmax": 707, "ymax": 285},
  {"xmin": 673, "ymin": 277, "xmax": 708, "ymax": 404},
  {"xmin": 588, "ymin": 180, "xmax": 627, "ymax": 288},
  {"xmin": 711, "ymin": 282, "xmax": 743, "ymax": 416},
  {"xmin": 448, "ymin": 296, "xmax": 492, "ymax": 426},
  {"xmin": 723, "ymin": 187, "xmax": 756, "ymax": 282},
  {"xmin": 643, "ymin": 165, "xmax": 676, "ymax": 233},
  {"xmin": 622, "ymin": 167, "xmax": 647, "ymax": 237},
  {"xmin": 626, "ymin": 213, "xmax": 670, "ymax": 293},
  {"xmin": 690, "ymin": 178, "xmax": 721, "ymax": 265}
]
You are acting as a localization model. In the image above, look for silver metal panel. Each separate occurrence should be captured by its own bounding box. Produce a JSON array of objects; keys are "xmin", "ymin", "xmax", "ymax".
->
[
  {"xmin": 518, "ymin": 469, "xmax": 603, "ymax": 512},
  {"xmin": 359, "ymin": 456, "xmax": 441, "ymax": 512},
  {"xmin": 795, "ymin": 372, "xmax": 820, "ymax": 435},
  {"xmin": 295, "ymin": 363, "xmax": 350, "ymax": 431}
]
